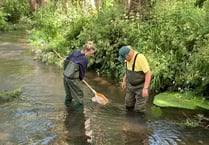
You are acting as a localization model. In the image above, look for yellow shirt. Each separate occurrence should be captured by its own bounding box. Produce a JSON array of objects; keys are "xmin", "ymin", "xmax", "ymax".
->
[{"xmin": 126, "ymin": 51, "xmax": 150, "ymax": 73}]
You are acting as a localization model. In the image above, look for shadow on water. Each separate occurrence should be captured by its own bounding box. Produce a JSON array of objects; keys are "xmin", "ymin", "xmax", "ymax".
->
[{"xmin": 0, "ymin": 30, "xmax": 209, "ymax": 145}]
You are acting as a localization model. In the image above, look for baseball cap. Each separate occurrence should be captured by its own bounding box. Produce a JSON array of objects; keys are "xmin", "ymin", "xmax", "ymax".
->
[{"xmin": 118, "ymin": 46, "xmax": 130, "ymax": 62}]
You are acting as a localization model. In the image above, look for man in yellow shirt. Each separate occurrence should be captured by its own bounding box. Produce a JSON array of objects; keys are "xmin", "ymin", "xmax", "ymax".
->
[{"xmin": 118, "ymin": 45, "xmax": 152, "ymax": 113}]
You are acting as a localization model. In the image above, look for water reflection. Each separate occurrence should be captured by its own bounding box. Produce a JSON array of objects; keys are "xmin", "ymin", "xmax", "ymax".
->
[
  {"xmin": 64, "ymin": 104, "xmax": 90, "ymax": 145},
  {"xmin": 123, "ymin": 112, "xmax": 149, "ymax": 145}
]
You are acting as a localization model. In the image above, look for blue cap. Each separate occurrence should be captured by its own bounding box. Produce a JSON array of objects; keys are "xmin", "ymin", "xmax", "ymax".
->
[{"xmin": 118, "ymin": 46, "xmax": 130, "ymax": 62}]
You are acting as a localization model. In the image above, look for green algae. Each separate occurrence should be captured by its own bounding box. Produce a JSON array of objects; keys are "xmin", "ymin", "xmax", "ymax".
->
[
  {"xmin": 153, "ymin": 92, "xmax": 209, "ymax": 110},
  {"xmin": 0, "ymin": 88, "xmax": 22, "ymax": 103}
]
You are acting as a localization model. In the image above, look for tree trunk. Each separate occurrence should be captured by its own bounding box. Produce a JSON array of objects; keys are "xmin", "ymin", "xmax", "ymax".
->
[
  {"xmin": 29, "ymin": 0, "xmax": 48, "ymax": 12},
  {"xmin": 83, "ymin": 0, "xmax": 96, "ymax": 9},
  {"xmin": 82, "ymin": 0, "xmax": 96, "ymax": 14},
  {"xmin": 126, "ymin": 0, "xmax": 150, "ymax": 16}
]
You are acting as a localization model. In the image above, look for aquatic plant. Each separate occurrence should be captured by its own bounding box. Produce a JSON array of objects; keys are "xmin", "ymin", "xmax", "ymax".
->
[
  {"xmin": 153, "ymin": 91, "xmax": 209, "ymax": 110},
  {"xmin": 182, "ymin": 114, "xmax": 209, "ymax": 128},
  {"xmin": 0, "ymin": 88, "xmax": 22, "ymax": 103}
]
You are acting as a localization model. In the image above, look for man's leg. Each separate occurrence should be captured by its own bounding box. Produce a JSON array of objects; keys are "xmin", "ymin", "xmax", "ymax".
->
[
  {"xmin": 125, "ymin": 89, "xmax": 135, "ymax": 111},
  {"xmin": 134, "ymin": 94, "xmax": 148, "ymax": 113}
]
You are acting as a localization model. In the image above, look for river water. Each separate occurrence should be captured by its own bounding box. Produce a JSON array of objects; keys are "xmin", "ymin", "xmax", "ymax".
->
[{"xmin": 0, "ymin": 31, "xmax": 208, "ymax": 145}]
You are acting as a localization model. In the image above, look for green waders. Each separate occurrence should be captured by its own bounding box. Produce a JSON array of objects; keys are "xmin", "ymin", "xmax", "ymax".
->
[
  {"xmin": 63, "ymin": 77, "xmax": 84, "ymax": 106},
  {"xmin": 63, "ymin": 62, "xmax": 84, "ymax": 106},
  {"xmin": 125, "ymin": 53, "xmax": 148, "ymax": 113}
]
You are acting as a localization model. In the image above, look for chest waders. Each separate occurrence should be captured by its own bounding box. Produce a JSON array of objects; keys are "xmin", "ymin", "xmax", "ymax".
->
[
  {"xmin": 64, "ymin": 63, "xmax": 84, "ymax": 106},
  {"xmin": 125, "ymin": 53, "xmax": 147, "ymax": 113}
]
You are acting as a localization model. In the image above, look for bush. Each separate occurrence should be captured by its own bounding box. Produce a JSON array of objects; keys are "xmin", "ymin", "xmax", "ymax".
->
[
  {"xmin": 28, "ymin": 0, "xmax": 209, "ymax": 98},
  {"xmin": 0, "ymin": 8, "xmax": 9, "ymax": 31},
  {"xmin": 2, "ymin": 0, "xmax": 31, "ymax": 23}
]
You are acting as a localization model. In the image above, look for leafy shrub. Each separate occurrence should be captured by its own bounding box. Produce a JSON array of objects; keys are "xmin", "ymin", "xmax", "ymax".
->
[
  {"xmin": 143, "ymin": 0, "xmax": 207, "ymax": 93},
  {"xmin": 0, "ymin": 9, "xmax": 9, "ymax": 31},
  {"xmin": 2, "ymin": 0, "xmax": 30, "ymax": 23},
  {"xmin": 28, "ymin": 0, "xmax": 209, "ymax": 98}
]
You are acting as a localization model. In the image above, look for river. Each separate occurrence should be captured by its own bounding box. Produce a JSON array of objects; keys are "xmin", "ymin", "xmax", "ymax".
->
[{"xmin": 0, "ymin": 30, "xmax": 208, "ymax": 145}]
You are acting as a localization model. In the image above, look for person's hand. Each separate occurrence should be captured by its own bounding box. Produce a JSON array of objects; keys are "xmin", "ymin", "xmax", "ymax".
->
[
  {"xmin": 121, "ymin": 81, "xmax": 126, "ymax": 90},
  {"xmin": 142, "ymin": 88, "xmax": 149, "ymax": 97}
]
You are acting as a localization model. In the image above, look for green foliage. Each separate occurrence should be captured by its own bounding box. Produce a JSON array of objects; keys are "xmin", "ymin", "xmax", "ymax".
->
[
  {"xmin": 184, "ymin": 1, "xmax": 209, "ymax": 97},
  {"xmin": 2, "ymin": 0, "xmax": 31, "ymax": 23},
  {"xmin": 187, "ymin": 35, "xmax": 209, "ymax": 97},
  {"xmin": 30, "ymin": 2, "xmax": 60, "ymax": 43},
  {"xmin": 77, "ymin": 6, "xmax": 132, "ymax": 79},
  {"xmin": 29, "ymin": 2, "xmax": 70, "ymax": 65},
  {"xmin": 27, "ymin": 0, "xmax": 209, "ymax": 98},
  {"xmin": 29, "ymin": 1, "xmax": 98, "ymax": 66},
  {"xmin": 143, "ymin": 0, "xmax": 209, "ymax": 95},
  {"xmin": 0, "ymin": 8, "xmax": 9, "ymax": 31}
]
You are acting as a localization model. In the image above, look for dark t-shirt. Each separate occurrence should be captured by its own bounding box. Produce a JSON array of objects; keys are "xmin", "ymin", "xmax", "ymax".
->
[{"xmin": 66, "ymin": 50, "xmax": 88, "ymax": 80}]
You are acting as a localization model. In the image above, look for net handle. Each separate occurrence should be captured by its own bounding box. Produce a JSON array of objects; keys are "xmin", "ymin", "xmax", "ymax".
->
[{"xmin": 82, "ymin": 80, "xmax": 97, "ymax": 94}]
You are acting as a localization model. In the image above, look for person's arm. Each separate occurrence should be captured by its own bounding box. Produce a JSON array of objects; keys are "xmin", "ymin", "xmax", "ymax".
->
[
  {"xmin": 121, "ymin": 73, "xmax": 127, "ymax": 90},
  {"xmin": 142, "ymin": 70, "xmax": 152, "ymax": 97},
  {"xmin": 78, "ymin": 57, "xmax": 88, "ymax": 80}
]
